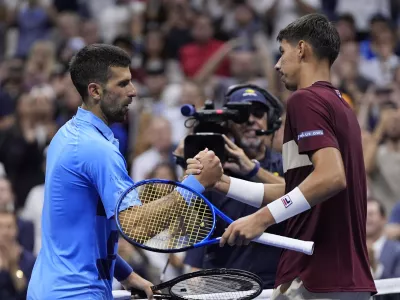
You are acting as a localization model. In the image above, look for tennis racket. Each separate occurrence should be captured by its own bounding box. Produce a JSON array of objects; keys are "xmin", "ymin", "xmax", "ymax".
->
[
  {"xmin": 130, "ymin": 268, "xmax": 263, "ymax": 300},
  {"xmin": 115, "ymin": 179, "xmax": 314, "ymax": 255}
]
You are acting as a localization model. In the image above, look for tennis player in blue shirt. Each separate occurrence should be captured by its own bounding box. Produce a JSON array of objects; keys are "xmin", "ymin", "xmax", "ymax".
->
[{"xmin": 27, "ymin": 44, "xmax": 222, "ymax": 300}]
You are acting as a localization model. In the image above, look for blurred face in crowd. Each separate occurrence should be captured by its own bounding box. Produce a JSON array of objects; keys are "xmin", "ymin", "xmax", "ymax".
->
[
  {"xmin": 335, "ymin": 19, "xmax": 355, "ymax": 43},
  {"xmin": 385, "ymin": 110, "xmax": 400, "ymax": 140},
  {"xmin": 149, "ymin": 118, "xmax": 172, "ymax": 153},
  {"xmin": 0, "ymin": 212, "xmax": 17, "ymax": 244},
  {"xmin": 231, "ymin": 102, "xmax": 268, "ymax": 154},
  {"xmin": 99, "ymin": 66, "xmax": 136, "ymax": 123},
  {"xmin": 16, "ymin": 93, "xmax": 35, "ymax": 121},
  {"xmin": 179, "ymin": 81, "xmax": 204, "ymax": 108},
  {"xmin": 151, "ymin": 164, "xmax": 176, "ymax": 181},
  {"xmin": 340, "ymin": 41, "xmax": 359, "ymax": 65},
  {"xmin": 30, "ymin": 41, "xmax": 55, "ymax": 67},
  {"xmin": 338, "ymin": 59, "xmax": 358, "ymax": 81},
  {"xmin": 82, "ymin": 20, "xmax": 100, "ymax": 45},
  {"xmin": 30, "ymin": 87, "xmax": 55, "ymax": 121},
  {"xmin": 58, "ymin": 13, "xmax": 80, "ymax": 39},
  {"xmin": 145, "ymin": 73, "xmax": 167, "ymax": 98},
  {"xmin": 192, "ymin": 16, "xmax": 213, "ymax": 44},
  {"xmin": 0, "ymin": 178, "xmax": 13, "ymax": 208},
  {"xmin": 6, "ymin": 58, "xmax": 24, "ymax": 83},
  {"xmin": 146, "ymin": 30, "xmax": 164, "ymax": 57},
  {"xmin": 366, "ymin": 200, "xmax": 386, "ymax": 239},
  {"xmin": 375, "ymin": 30, "xmax": 395, "ymax": 59},
  {"xmin": 230, "ymin": 50, "xmax": 257, "ymax": 80},
  {"xmin": 275, "ymin": 39, "xmax": 301, "ymax": 91},
  {"xmin": 371, "ymin": 20, "xmax": 390, "ymax": 40},
  {"xmin": 235, "ymin": 4, "xmax": 253, "ymax": 26}
]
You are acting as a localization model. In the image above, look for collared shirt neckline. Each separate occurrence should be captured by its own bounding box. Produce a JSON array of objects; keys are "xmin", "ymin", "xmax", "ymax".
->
[{"xmin": 74, "ymin": 107, "xmax": 114, "ymax": 142}]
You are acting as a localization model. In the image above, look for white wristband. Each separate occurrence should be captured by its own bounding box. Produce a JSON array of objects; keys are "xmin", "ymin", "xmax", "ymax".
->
[
  {"xmin": 227, "ymin": 177, "xmax": 264, "ymax": 208},
  {"xmin": 267, "ymin": 187, "xmax": 311, "ymax": 224}
]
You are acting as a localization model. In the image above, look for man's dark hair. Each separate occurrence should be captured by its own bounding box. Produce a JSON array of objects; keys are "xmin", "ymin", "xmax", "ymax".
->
[
  {"xmin": 277, "ymin": 13, "xmax": 340, "ymax": 66},
  {"xmin": 368, "ymin": 197, "xmax": 386, "ymax": 218},
  {"xmin": 69, "ymin": 44, "xmax": 131, "ymax": 101}
]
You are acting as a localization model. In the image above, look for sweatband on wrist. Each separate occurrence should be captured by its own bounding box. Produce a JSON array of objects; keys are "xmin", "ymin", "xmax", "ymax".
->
[
  {"xmin": 114, "ymin": 255, "xmax": 133, "ymax": 282},
  {"xmin": 226, "ymin": 177, "xmax": 264, "ymax": 208},
  {"xmin": 177, "ymin": 175, "xmax": 205, "ymax": 204},
  {"xmin": 266, "ymin": 187, "xmax": 311, "ymax": 224}
]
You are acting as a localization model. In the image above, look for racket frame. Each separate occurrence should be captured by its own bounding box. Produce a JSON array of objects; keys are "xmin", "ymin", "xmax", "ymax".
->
[
  {"xmin": 131, "ymin": 268, "xmax": 264, "ymax": 300},
  {"xmin": 115, "ymin": 179, "xmax": 218, "ymax": 253}
]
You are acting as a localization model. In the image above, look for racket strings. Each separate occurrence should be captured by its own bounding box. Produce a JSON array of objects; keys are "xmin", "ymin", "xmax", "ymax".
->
[
  {"xmin": 170, "ymin": 274, "xmax": 261, "ymax": 300},
  {"xmin": 118, "ymin": 182, "xmax": 214, "ymax": 250}
]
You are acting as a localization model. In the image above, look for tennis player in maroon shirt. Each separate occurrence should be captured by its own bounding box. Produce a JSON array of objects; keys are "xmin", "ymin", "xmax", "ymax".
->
[{"xmin": 186, "ymin": 13, "xmax": 377, "ymax": 300}]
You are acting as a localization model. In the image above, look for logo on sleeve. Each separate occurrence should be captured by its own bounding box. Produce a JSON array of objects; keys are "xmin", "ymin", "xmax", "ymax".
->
[
  {"xmin": 281, "ymin": 195, "xmax": 292, "ymax": 208},
  {"xmin": 298, "ymin": 130, "xmax": 324, "ymax": 140}
]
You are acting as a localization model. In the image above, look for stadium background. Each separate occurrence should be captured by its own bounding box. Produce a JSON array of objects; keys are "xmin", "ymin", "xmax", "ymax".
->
[{"xmin": 1, "ymin": 0, "xmax": 400, "ymax": 299}]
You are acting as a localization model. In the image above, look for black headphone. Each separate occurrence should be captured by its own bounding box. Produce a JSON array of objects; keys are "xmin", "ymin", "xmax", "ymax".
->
[{"xmin": 224, "ymin": 83, "xmax": 283, "ymax": 136}]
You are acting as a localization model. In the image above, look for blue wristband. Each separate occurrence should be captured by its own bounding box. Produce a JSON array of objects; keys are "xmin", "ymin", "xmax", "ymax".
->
[
  {"xmin": 177, "ymin": 175, "xmax": 205, "ymax": 204},
  {"xmin": 246, "ymin": 160, "xmax": 260, "ymax": 178},
  {"xmin": 114, "ymin": 255, "xmax": 133, "ymax": 282}
]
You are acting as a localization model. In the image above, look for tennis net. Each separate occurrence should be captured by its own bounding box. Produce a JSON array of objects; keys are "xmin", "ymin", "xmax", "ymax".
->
[{"xmin": 112, "ymin": 278, "xmax": 400, "ymax": 299}]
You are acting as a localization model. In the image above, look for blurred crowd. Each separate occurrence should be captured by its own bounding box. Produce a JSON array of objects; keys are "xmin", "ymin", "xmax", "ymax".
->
[{"xmin": 1, "ymin": 0, "xmax": 400, "ymax": 299}]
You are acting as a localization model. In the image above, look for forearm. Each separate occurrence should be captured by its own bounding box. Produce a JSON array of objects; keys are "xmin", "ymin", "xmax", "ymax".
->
[
  {"xmin": 253, "ymin": 168, "xmax": 285, "ymax": 184},
  {"xmin": 213, "ymin": 175, "xmax": 286, "ymax": 207}
]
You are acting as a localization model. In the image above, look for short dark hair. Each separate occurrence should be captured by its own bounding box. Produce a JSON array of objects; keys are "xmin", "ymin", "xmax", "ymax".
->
[
  {"xmin": 368, "ymin": 197, "xmax": 386, "ymax": 218},
  {"xmin": 277, "ymin": 13, "xmax": 340, "ymax": 66},
  {"xmin": 69, "ymin": 44, "xmax": 131, "ymax": 100}
]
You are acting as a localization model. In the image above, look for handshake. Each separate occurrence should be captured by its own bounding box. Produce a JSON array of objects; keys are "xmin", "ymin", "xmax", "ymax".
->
[{"xmin": 185, "ymin": 149, "xmax": 224, "ymax": 189}]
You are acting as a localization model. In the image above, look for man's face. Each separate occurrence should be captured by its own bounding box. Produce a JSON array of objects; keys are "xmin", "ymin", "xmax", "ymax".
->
[
  {"xmin": 100, "ymin": 66, "xmax": 136, "ymax": 123},
  {"xmin": 366, "ymin": 201, "xmax": 386, "ymax": 238},
  {"xmin": 0, "ymin": 213, "xmax": 17, "ymax": 244},
  {"xmin": 275, "ymin": 39, "xmax": 300, "ymax": 91},
  {"xmin": 0, "ymin": 178, "xmax": 13, "ymax": 206},
  {"xmin": 231, "ymin": 102, "xmax": 268, "ymax": 151},
  {"xmin": 192, "ymin": 16, "xmax": 213, "ymax": 43}
]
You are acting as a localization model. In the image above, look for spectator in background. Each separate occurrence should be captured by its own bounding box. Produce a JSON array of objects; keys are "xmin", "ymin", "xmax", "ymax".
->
[
  {"xmin": 7, "ymin": 0, "xmax": 55, "ymax": 59},
  {"xmin": 335, "ymin": 13, "xmax": 357, "ymax": 44},
  {"xmin": 130, "ymin": 117, "xmax": 176, "ymax": 182},
  {"xmin": 0, "ymin": 208, "xmax": 36, "ymax": 300},
  {"xmin": 364, "ymin": 109, "xmax": 400, "ymax": 214},
  {"xmin": 20, "ymin": 147, "xmax": 47, "ymax": 256},
  {"xmin": 366, "ymin": 198, "xmax": 400, "ymax": 280},
  {"xmin": 359, "ymin": 26, "xmax": 400, "ymax": 87},
  {"xmin": 81, "ymin": 19, "xmax": 102, "ymax": 46},
  {"xmin": 0, "ymin": 93, "xmax": 51, "ymax": 209},
  {"xmin": 179, "ymin": 13, "xmax": 230, "ymax": 78},
  {"xmin": 0, "ymin": 177, "xmax": 34, "ymax": 255}
]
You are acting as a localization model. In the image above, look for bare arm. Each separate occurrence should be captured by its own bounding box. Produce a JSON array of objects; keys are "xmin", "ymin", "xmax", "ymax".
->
[{"xmin": 253, "ymin": 168, "xmax": 285, "ymax": 184}]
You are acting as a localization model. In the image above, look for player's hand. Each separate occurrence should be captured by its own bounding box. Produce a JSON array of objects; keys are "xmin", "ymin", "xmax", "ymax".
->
[
  {"xmin": 219, "ymin": 208, "xmax": 274, "ymax": 247},
  {"xmin": 121, "ymin": 272, "xmax": 156, "ymax": 300},
  {"xmin": 191, "ymin": 149, "xmax": 223, "ymax": 189},
  {"xmin": 222, "ymin": 135, "xmax": 256, "ymax": 176}
]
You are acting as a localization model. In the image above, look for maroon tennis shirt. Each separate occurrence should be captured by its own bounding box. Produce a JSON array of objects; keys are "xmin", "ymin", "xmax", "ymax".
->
[{"xmin": 275, "ymin": 81, "xmax": 377, "ymax": 294}]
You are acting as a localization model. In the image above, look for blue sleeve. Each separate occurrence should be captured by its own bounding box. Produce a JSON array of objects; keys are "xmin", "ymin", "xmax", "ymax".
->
[
  {"xmin": 87, "ymin": 146, "xmax": 137, "ymax": 219},
  {"xmin": 114, "ymin": 255, "xmax": 133, "ymax": 281},
  {"xmin": 389, "ymin": 202, "xmax": 400, "ymax": 224},
  {"xmin": 183, "ymin": 247, "xmax": 205, "ymax": 268}
]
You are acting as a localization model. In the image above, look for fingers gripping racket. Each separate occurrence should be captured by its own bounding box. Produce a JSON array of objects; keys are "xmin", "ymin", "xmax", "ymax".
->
[
  {"xmin": 115, "ymin": 179, "xmax": 314, "ymax": 255},
  {"xmin": 131, "ymin": 268, "xmax": 263, "ymax": 300}
]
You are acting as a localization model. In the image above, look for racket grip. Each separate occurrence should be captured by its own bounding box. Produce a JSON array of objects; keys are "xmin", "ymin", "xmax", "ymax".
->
[{"xmin": 253, "ymin": 232, "xmax": 314, "ymax": 255}]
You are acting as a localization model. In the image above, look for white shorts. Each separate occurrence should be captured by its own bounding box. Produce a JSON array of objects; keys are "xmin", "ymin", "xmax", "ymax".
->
[{"xmin": 271, "ymin": 278, "xmax": 372, "ymax": 300}]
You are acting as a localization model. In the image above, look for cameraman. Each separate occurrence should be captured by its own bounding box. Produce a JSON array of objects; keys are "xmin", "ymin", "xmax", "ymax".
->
[{"xmin": 179, "ymin": 86, "xmax": 285, "ymax": 289}]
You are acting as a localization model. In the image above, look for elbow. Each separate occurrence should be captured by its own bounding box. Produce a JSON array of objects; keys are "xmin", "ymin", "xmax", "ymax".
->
[{"xmin": 332, "ymin": 171, "xmax": 347, "ymax": 193}]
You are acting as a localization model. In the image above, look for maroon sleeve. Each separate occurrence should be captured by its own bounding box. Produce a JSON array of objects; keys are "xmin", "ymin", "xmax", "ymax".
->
[{"xmin": 287, "ymin": 89, "xmax": 339, "ymax": 155}]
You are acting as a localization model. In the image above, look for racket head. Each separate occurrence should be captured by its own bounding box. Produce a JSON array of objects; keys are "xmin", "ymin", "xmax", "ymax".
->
[
  {"xmin": 163, "ymin": 268, "xmax": 263, "ymax": 300},
  {"xmin": 115, "ymin": 179, "xmax": 217, "ymax": 253}
]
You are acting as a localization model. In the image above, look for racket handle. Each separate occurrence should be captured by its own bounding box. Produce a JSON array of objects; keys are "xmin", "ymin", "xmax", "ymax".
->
[{"xmin": 253, "ymin": 232, "xmax": 314, "ymax": 255}]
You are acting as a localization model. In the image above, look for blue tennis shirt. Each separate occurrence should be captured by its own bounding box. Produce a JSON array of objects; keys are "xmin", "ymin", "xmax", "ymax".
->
[{"xmin": 27, "ymin": 108, "xmax": 140, "ymax": 300}]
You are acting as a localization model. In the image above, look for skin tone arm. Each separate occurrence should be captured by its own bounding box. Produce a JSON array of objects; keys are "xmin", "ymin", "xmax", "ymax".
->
[
  {"xmin": 220, "ymin": 147, "xmax": 347, "ymax": 246},
  {"xmin": 187, "ymin": 147, "xmax": 347, "ymax": 246}
]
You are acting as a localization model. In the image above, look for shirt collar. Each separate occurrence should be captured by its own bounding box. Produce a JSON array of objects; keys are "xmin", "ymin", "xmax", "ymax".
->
[{"xmin": 74, "ymin": 107, "xmax": 114, "ymax": 141}]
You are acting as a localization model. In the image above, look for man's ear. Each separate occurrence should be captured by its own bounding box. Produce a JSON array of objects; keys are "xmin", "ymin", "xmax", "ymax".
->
[
  {"xmin": 297, "ymin": 40, "xmax": 306, "ymax": 60},
  {"xmin": 88, "ymin": 83, "xmax": 102, "ymax": 103}
]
